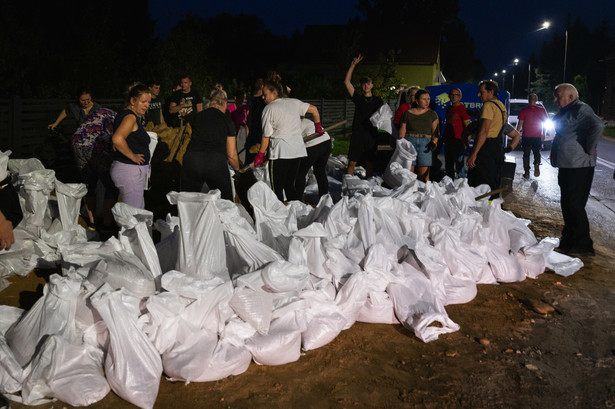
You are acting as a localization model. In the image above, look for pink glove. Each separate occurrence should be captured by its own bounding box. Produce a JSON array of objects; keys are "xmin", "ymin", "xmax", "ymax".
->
[
  {"xmin": 254, "ymin": 151, "xmax": 265, "ymax": 167},
  {"xmin": 314, "ymin": 122, "xmax": 324, "ymax": 136}
]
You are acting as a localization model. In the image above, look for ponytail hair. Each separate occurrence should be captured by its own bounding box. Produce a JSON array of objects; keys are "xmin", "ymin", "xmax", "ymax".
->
[
  {"xmin": 125, "ymin": 82, "xmax": 150, "ymax": 108},
  {"xmin": 264, "ymin": 72, "xmax": 285, "ymax": 98}
]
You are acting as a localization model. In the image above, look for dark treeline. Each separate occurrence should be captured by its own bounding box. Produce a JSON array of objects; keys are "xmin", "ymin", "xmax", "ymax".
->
[
  {"xmin": 0, "ymin": 0, "xmax": 484, "ymax": 100},
  {"xmin": 2, "ymin": 1, "xmax": 611, "ymax": 104}
]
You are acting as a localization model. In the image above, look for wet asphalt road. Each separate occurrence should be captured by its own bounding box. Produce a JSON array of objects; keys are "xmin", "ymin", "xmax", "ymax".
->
[{"xmin": 507, "ymin": 136, "xmax": 615, "ymax": 244}]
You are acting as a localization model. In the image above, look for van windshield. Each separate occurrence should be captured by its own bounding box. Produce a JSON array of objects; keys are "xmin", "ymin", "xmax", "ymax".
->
[{"xmin": 510, "ymin": 103, "xmax": 527, "ymax": 116}]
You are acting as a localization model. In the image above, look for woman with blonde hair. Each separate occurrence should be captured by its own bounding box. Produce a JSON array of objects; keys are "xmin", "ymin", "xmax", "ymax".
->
[
  {"xmin": 181, "ymin": 89, "xmax": 240, "ymax": 201},
  {"xmin": 110, "ymin": 83, "xmax": 152, "ymax": 209}
]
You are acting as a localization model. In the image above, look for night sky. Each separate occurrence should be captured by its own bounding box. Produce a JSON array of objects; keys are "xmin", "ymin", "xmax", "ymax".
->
[{"xmin": 149, "ymin": 0, "xmax": 614, "ymax": 78}]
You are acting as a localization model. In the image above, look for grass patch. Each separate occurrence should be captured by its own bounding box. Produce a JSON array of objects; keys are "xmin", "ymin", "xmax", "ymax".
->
[{"xmin": 604, "ymin": 126, "xmax": 615, "ymax": 139}]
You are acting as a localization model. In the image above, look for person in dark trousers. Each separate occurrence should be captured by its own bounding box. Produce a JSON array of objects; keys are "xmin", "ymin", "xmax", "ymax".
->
[
  {"xmin": 254, "ymin": 74, "xmax": 323, "ymax": 202},
  {"xmin": 517, "ymin": 93, "xmax": 548, "ymax": 179},
  {"xmin": 467, "ymin": 80, "xmax": 507, "ymax": 194},
  {"xmin": 343, "ymin": 54, "xmax": 384, "ymax": 178},
  {"xmin": 295, "ymin": 117, "xmax": 332, "ymax": 202},
  {"xmin": 550, "ymin": 83, "xmax": 603, "ymax": 257},
  {"xmin": 443, "ymin": 87, "xmax": 471, "ymax": 179},
  {"xmin": 181, "ymin": 89, "xmax": 240, "ymax": 201}
]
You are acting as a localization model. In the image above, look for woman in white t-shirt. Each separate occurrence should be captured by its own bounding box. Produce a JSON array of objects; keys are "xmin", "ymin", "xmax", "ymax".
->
[{"xmin": 254, "ymin": 75, "xmax": 323, "ymax": 202}]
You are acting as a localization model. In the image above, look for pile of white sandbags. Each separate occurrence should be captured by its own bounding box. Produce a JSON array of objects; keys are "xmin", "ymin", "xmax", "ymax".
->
[{"xmin": 0, "ymin": 147, "xmax": 585, "ymax": 408}]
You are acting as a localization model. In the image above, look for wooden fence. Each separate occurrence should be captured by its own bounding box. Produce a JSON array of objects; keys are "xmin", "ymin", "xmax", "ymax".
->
[{"xmin": 0, "ymin": 97, "xmax": 397, "ymax": 158}]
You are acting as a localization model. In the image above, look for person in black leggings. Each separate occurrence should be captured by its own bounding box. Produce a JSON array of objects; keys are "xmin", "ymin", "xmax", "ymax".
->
[
  {"xmin": 295, "ymin": 117, "xmax": 331, "ymax": 202},
  {"xmin": 181, "ymin": 89, "xmax": 240, "ymax": 200}
]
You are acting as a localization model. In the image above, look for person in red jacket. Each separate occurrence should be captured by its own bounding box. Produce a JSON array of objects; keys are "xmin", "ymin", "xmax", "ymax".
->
[
  {"xmin": 517, "ymin": 93, "xmax": 548, "ymax": 178},
  {"xmin": 442, "ymin": 87, "xmax": 471, "ymax": 179}
]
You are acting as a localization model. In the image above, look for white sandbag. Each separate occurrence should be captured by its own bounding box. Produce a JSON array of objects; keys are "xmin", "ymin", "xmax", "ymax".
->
[
  {"xmin": 387, "ymin": 278, "xmax": 460, "ymax": 343},
  {"xmin": 141, "ymin": 291, "xmax": 192, "ymax": 355},
  {"xmin": 247, "ymin": 181, "xmax": 295, "ymax": 258},
  {"xmin": 0, "ymin": 150, "xmax": 10, "ymax": 181},
  {"xmin": 300, "ymin": 290, "xmax": 347, "ymax": 350},
  {"xmin": 168, "ymin": 191, "xmax": 229, "ymax": 281},
  {"xmin": 342, "ymin": 174, "xmax": 372, "ymax": 197},
  {"xmin": 88, "ymin": 251, "xmax": 156, "ymax": 297},
  {"xmin": 6, "ymin": 273, "xmax": 82, "ymax": 366},
  {"xmin": 7, "ymin": 157, "xmax": 45, "ymax": 179},
  {"xmin": 428, "ymin": 221, "xmax": 493, "ymax": 284},
  {"xmin": 323, "ymin": 236, "xmax": 359, "ymax": 288},
  {"xmin": 20, "ymin": 335, "xmax": 109, "ymax": 406},
  {"xmin": 18, "ymin": 169, "xmax": 56, "ymax": 232},
  {"xmin": 190, "ymin": 338, "xmax": 252, "ymax": 382},
  {"xmin": 245, "ymin": 302, "xmax": 306, "ymax": 366},
  {"xmin": 145, "ymin": 132, "xmax": 158, "ymax": 190},
  {"xmin": 154, "ymin": 214, "xmax": 179, "ymax": 240},
  {"xmin": 369, "ymin": 102, "xmax": 393, "ymax": 134},
  {"xmin": 162, "ymin": 323, "xmax": 218, "ymax": 383},
  {"xmin": 335, "ymin": 271, "xmax": 371, "ymax": 329},
  {"xmin": 0, "ymin": 305, "xmax": 23, "ymax": 335},
  {"xmin": 0, "ymin": 336, "xmax": 24, "ymax": 393},
  {"xmin": 0, "ymin": 239, "xmax": 38, "ymax": 279},
  {"xmin": 118, "ymin": 221, "xmax": 162, "ymax": 278},
  {"xmin": 421, "ymin": 182, "xmax": 454, "ymax": 221},
  {"xmin": 59, "ymin": 236, "xmax": 123, "ymax": 270},
  {"xmin": 229, "ymin": 287, "xmax": 274, "ymax": 334},
  {"xmin": 181, "ymin": 281, "xmax": 234, "ymax": 334},
  {"xmin": 112, "ymin": 202, "xmax": 154, "ymax": 230},
  {"xmin": 261, "ymin": 260, "xmax": 310, "ymax": 293},
  {"xmin": 357, "ymin": 291, "xmax": 398, "ymax": 324},
  {"xmin": 517, "ymin": 239, "xmax": 553, "ymax": 279},
  {"xmin": 543, "ymin": 237, "xmax": 584, "ymax": 277},
  {"xmin": 54, "ymin": 180, "xmax": 87, "ymax": 230},
  {"xmin": 384, "ymin": 138, "xmax": 418, "ymax": 188},
  {"xmin": 222, "ymin": 218, "xmax": 282, "ymax": 277},
  {"xmin": 90, "ymin": 285, "xmax": 162, "ymax": 409}
]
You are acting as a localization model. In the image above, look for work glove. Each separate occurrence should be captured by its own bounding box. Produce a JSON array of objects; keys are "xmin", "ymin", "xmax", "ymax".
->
[
  {"xmin": 424, "ymin": 141, "xmax": 436, "ymax": 153},
  {"xmin": 254, "ymin": 151, "xmax": 265, "ymax": 167},
  {"xmin": 504, "ymin": 146, "xmax": 513, "ymax": 153},
  {"xmin": 314, "ymin": 122, "xmax": 324, "ymax": 136}
]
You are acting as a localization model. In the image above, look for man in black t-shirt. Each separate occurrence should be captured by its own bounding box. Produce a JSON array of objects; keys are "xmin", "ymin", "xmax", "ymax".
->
[
  {"xmin": 168, "ymin": 75, "xmax": 203, "ymax": 126},
  {"xmin": 144, "ymin": 80, "xmax": 165, "ymax": 126}
]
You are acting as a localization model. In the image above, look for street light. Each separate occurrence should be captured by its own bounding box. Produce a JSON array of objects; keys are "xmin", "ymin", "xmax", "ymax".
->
[
  {"xmin": 528, "ymin": 22, "xmax": 550, "ymax": 93},
  {"xmin": 512, "ymin": 59, "xmax": 519, "ymax": 97},
  {"xmin": 502, "ymin": 69, "xmax": 506, "ymax": 90}
]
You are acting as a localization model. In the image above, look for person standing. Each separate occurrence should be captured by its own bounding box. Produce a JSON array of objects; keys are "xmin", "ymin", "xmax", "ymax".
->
[
  {"xmin": 442, "ymin": 87, "xmax": 471, "ymax": 179},
  {"xmin": 295, "ymin": 117, "xmax": 332, "ymax": 202},
  {"xmin": 343, "ymin": 54, "xmax": 384, "ymax": 178},
  {"xmin": 255, "ymin": 74, "xmax": 323, "ymax": 202},
  {"xmin": 246, "ymin": 78, "xmax": 266, "ymax": 164},
  {"xmin": 467, "ymin": 80, "xmax": 506, "ymax": 193},
  {"xmin": 397, "ymin": 89, "xmax": 439, "ymax": 182},
  {"xmin": 393, "ymin": 86, "xmax": 420, "ymax": 128},
  {"xmin": 143, "ymin": 80, "xmax": 165, "ymax": 126},
  {"xmin": 550, "ymin": 83, "xmax": 603, "ymax": 257},
  {"xmin": 110, "ymin": 83, "xmax": 152, "ymax": 209},
  {"xmin": 517, "ymin": 93, "xmax": 548, "ymax": 179},
  {"xmin": 168, "ymin": 75, "xmax": 203, "ymax": 126},
  {"xmin": 48, "ymin": 89, "xmax": 101, "ymax": 130}
]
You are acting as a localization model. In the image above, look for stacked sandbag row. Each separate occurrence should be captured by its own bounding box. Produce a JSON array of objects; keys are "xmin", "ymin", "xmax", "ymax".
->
[{"xmin": 0, "ymin": 147, "xmax": 583, "ymax": 408}]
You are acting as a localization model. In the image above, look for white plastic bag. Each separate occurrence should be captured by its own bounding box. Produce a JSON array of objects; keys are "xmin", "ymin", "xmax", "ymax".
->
[
  {"xmin": 21, "ymin": 335, "xmax": 109, "ymax": 406},
  {"xmin": 90, "ymin": 285, "xmax": 162, "ymax": 409}
]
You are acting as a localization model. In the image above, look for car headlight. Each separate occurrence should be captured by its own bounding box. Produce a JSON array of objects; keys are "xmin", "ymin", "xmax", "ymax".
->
[{"xmin": 542, "ymin": 118, "xmax": 555, "ymax": 131}]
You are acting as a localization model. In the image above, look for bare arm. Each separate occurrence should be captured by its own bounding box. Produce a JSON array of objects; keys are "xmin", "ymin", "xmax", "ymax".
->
[
  {"xmin": 226, "ymin": 136, "xmax": 240, "ymax": 170},
  {"xmin": 344, "ymin": 54, "xmax": 363, "ymax": 97},
  {"xmin": 258, "ymin": 136, "xmax": 270, "ymax": 154},
  {"xmin": 398, "ymin": 122, "xmax": 407, "ymax": 139},
  {"xmin": 112, "ymin": 115, "xmax": 145, "ymax": 165},
  {"xmin": 0, "ymin": 210, "xmax": 15, "ymax": 251},
  {"xmin": 306, "ymin": 104, "xmax": 321, "ymax": 123},
  {"xmin": 196, "ymin": 102, "xmax": 203, "ymax": 112},
  {"xmin": 507, "ymin": 128, "xmax": 521, "ymax": 150},
  {"xmin": 169, "ymin": 100, "xmax": 184, "ymax": 114},
  {"xmin": 467, "ymin": 119, "xmax": 491, "ymax": 168},
  {"xmin": 48, "ymin": 109, "xmax": 67, "ymax": 129},
  {"xmin": 516, "ymin": 119, "xmax": 524, "ymax": 134}
]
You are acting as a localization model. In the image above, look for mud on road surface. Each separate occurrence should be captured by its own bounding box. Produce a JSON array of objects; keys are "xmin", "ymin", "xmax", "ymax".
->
[{"xmin": 3, "ymin": 171, "xmax": 615, "ymax": 409}]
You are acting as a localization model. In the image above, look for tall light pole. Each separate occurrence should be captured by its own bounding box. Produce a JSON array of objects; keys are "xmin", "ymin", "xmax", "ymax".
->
[
  {"xmin": 563, "ymin": 29, "xmax": 568, "ymax": 82},
  {"xmin": 512, "ymin": 58, "xmax": 519, "ymax": 98},
  {"xmin": 528, "ymin": 21, "xmax": 551, "ymax": 93},
  {"xmin": 502, "ymin": 69, "xmax": 507, "ymax": 91}
]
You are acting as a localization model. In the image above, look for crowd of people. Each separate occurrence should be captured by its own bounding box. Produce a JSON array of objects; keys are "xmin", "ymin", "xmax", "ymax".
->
[{"xmin": 0, "ymin": 58, "xmax": 604, "ymax": 260}]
